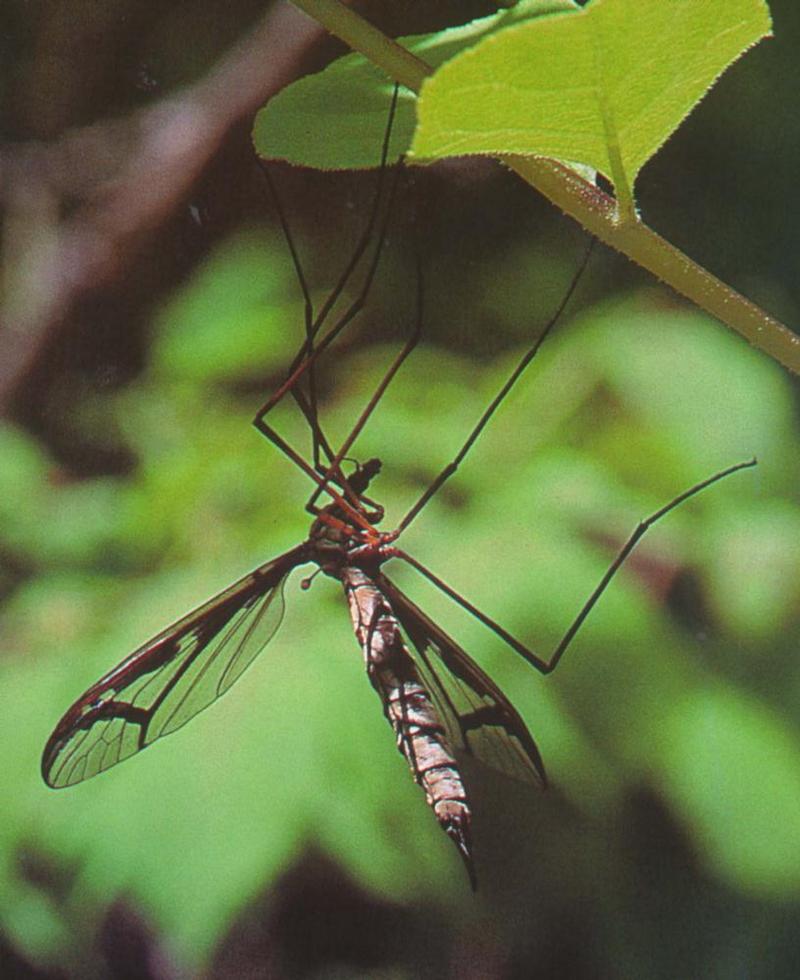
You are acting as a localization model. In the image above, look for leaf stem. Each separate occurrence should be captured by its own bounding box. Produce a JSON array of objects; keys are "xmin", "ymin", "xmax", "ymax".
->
[
  {"xmin": 288, "ymin": 0, "xmax": 429, "ymax": 92},
  {"xmin": 288, "ymin": 0, "xmax": 800, "ymax": 376},
  {"xmin": 508, "ymin": 157, "xmax": 800, "ymax": 372}
]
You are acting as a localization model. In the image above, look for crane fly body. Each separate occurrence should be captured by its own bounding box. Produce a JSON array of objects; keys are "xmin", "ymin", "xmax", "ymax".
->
[
  {"xmin": 41, "ymin": 90, "xmax": 755, "ymax": 888},
  {"xmin": 41, "ymin": 454, "xmax": 546, "ymax": 887}
]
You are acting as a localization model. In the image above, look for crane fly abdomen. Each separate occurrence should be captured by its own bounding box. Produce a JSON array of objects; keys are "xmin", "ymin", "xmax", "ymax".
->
[{"xmin": 341, "ymin": 565, "xmax": 474, "ymax": 886}]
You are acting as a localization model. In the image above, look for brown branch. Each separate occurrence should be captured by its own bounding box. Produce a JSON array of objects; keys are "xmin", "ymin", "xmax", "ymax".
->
[{"xmin": 0, "ymin": 2, "xmax": 328, "ymax": 409}]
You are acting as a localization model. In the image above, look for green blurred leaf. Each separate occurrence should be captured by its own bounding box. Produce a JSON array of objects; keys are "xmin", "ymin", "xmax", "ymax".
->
[
  {"xmin": 581, "ymin": 295, "xmax": 793, "ymax": 475},
  {"xmin": 0, "ymin": 423, "xmax": 54, "ymax": 552},
  {"xmin": 153, "ymin": 231, "xmax": 300, "ymax": 383},
  {"xmin": 657, "ymin": 687, "xmax": 800, "ymax": 897},
  {"xmin": 24, "ymin": 479, "xmax": 132, "ymax": 566},
  {"xmin": 0, "ymin": 882, "xmax": 71, "ymax": 966},
  {"xmin": 0, "ymin": 424, "xmax": 50, "ymax": 510},
  {"xmin": 705, "ymin": 500, "xmax": 800, "ymax": 639}
]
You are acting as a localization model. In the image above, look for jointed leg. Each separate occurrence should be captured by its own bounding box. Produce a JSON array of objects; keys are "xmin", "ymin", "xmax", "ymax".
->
[
  {"xmin": 258, "ymin": 161, "xmax": 329, "ymax": 465},
  {"xmin": 252, "ymin": 411, "xmax": 377, "ymax": 533},
  {"xmin": 305, "ymin": 242, "xmax": 424, "ymax": 515},
  {"xmin": 253, "ymin": 154, "xmax": 405, "ymax": 515},
  {"xmin": 255, "ymin": 86, "xmax": 403, "ymax": 492},
  {"xmin": 388, "ymin": 459, "xmax": 756, "ymax": 674},
  {"xmin": 398, "ymin": 239, "xmax": 596, "ymax": 534}
]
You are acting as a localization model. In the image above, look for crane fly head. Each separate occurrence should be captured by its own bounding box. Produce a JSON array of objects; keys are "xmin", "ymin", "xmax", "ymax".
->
[{"xmin": 347, "ymin": 457, "xmax": 382, "ymax": 495}]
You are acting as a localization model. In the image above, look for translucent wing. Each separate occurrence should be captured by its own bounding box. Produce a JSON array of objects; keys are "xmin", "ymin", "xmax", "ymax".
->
[
  {"xmin": 379, "ymin": 574, "xmax": 546, "ymax": 788},
  {"xmin": 42, "ymin": 543, "xmax": 310, "ymax": 788}
]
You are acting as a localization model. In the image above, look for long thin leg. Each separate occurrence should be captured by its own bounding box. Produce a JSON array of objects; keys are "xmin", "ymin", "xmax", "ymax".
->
[
  {"xmin": 255, "ymin": 86, "xmax": 402, "ymax": 478},
  {"xmin": 305, "ymin": 242, "xmax": 424, "ymax": 514},
  {"xmin": 255, "ymin": 154, "xmax": 404, "ymax": 429},
  {"xmin": 252, "ymin": 411, "xmax": 377, "ymax": 533},
  {"xmin": 255, "ymin": 160, "xmax": 402, "ymax": 533},
  {"xmin": 283, "ymin": 85, "xmax": 401, "ymax": 391},
  {"xmin": 398, "ymin": 238, "xmax": 596, "ymax": 534},
  {"xmin": 252, "ymin": 156, "xmax": 404, "ymax": 513},
  {"xmin": 387, "ymin": 458, "xmax": 756, "ymax": 674},
  {"xmin": 259, "ymin": 162, "xmax": 328, "ymax": 460}
]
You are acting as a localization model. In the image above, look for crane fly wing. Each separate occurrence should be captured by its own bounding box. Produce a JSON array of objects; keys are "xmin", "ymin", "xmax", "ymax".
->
[
  {"xmin": 42, "ymin": 543, "xmax": 310, "ymax": 789},
  {"xmin": 379, "ymin": 574, "xmax": 546, "ymax": 788}
]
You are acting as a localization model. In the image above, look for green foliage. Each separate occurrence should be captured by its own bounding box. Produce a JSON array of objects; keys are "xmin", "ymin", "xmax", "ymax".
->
[
  {"xmin": 3, "ymin": 0, "xmax": 798, "ymax": 974},
  {"xmin": 253, "ymin": 2, "xmax": 581, "ymax": 170},
  {"xmin": 657, "ymin": 686, "xmax": 800, "ymax": 893},
  {"xmin": 153, "ymin": 231, "xmax": 301, "ymax": 384},
  {"xmin": 4, "ymin": 213, "xmax": 800, "ymax": 968},
  {"xmin": 413, "ymin": 0, "xmax": 771, "ymax": 197},
  {"xmin": 254, "ymin": 0, "xmax": 772, "ymax": 207}
]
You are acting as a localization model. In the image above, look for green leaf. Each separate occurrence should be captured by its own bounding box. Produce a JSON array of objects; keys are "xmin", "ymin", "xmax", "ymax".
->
[
  {"xmin": 583, "ymin": 297, "xmax": 793, "ymax": 472},
  {"xmin": 253, "ymin": 0, "xmax": 575, "ymax": 169},
  {"xmin": 705, "ymin": 501, "xmax": 800, "ymax": 640},
  {"xmin": 0, "ymin": 423, "xmax": 52, "ymax": 553},
  {"xmin": 253, "ymin": 61, "xmax": 407, "ymax": 170},
  {"xmin": 153, "ymin": 232, "xmax": 299, "ymax": 383},
  {"xmin": 657, "ymin": 687, "xmax": 800, "ymax": 898},
  {"xmin": 412, "ymin": 0, "xmax": 772, "ymax": 203}
]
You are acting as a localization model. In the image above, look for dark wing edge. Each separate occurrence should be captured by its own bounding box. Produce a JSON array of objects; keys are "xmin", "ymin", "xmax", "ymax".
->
[
  {"xmin": 379, "ymin": 574, "xmax": 547, "ymax": 789},
  {"xmin": 42, "ymin": 543, "xmax": 310, "ymax": 789}
]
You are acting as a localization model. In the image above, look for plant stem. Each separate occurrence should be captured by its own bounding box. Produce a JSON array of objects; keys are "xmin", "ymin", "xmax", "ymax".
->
[
  {"xmin": 509, "ymin": 157, "xmax": 800, "ymax": 372},
  {"xmin": 288, "ymin": 0, "xmax": 800, "ymax": 376},
  {"xmin": 288, "ymin": 0, "xmax": 429, "ymax": 91}
]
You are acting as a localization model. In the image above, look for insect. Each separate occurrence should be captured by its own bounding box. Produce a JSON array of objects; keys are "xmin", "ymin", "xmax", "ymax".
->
[{"xmin": 41, "ymin": 91, "xmax": 755, "ymax": 888}]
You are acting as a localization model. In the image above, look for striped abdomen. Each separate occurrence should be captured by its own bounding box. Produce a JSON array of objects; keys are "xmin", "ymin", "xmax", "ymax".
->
[{"xmin": 341, "ymin": 565, "xmax": 474, "ymax": 884}]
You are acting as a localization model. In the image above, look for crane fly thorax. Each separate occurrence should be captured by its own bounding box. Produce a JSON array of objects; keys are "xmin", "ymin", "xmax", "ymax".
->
[
  {"xmin": 307, "ymin": 500, "xmax": 376, "ymax": 575},
  {"xmin": 308, "ymin": 457, "xmax": 385, "ymax": 576}
]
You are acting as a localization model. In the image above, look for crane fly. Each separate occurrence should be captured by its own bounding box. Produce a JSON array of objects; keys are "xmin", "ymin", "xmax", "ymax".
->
[{"xmin": 41, "ymin": 89, "xmax": 755, "ymax": 888}]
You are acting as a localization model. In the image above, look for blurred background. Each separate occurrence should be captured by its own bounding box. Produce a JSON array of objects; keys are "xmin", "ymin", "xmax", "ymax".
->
[{"xmin": 3, "ymin": 1, "xmax": 800, "ymax": 977}]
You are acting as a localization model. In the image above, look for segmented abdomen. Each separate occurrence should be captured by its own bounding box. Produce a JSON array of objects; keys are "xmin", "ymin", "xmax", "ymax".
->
[{"xmin": 341, "ymin": 565, "xmax": 474, "ymax": 884}]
